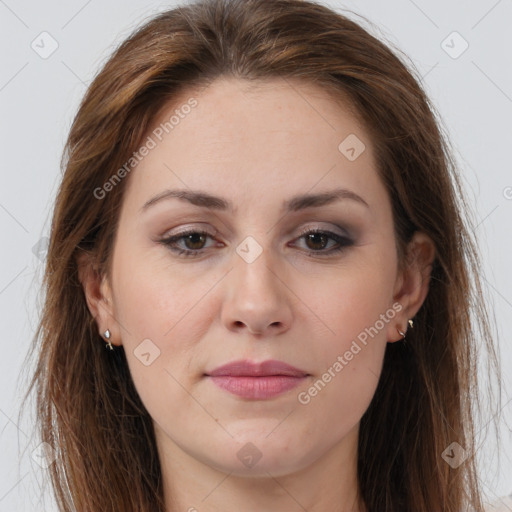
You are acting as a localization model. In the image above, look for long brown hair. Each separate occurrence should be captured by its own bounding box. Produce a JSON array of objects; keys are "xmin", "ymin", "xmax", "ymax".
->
[{"xmin": 20, "ymin": 0, "xmax": 500, "ymax": 510}]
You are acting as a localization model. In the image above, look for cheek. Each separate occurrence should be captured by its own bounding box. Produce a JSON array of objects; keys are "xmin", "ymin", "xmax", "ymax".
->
[
  {"xmin": 297, "ymin": 260, "xmax": 393, "ymax": 408},
  {"xmin": 110, "ymin": 246, "xmax": 221, "ymax": 401},
  {"xmin": 306, "ymin": 258, "xmax": 395, "ymax": 347},
  {"xmin": 111, "ymin": 262, "xmax": 210, "ymax": 427},
  {"xmin": 296, "ymin": 300, "xmax": 389, "ymax": 441},
  {"xmin": 112, "ymin": 240, "xmax": 212, "ymax": 341}
]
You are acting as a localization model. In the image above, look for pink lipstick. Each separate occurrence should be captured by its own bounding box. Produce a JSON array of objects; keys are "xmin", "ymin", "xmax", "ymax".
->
[{"xmin": 205, "ymin": 359, "xmax": 309, "ymax": 400}]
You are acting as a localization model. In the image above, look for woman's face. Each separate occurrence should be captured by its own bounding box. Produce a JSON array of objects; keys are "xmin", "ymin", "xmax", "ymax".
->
[{"xmin": 94, "ymin": 77, "xmax": 425, "ymax": 480}]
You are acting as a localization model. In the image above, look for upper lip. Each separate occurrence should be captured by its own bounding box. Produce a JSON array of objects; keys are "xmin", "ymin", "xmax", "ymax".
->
[{"xmin": 206, "ymin": 359, "xmax": 309, "ymax": 377}]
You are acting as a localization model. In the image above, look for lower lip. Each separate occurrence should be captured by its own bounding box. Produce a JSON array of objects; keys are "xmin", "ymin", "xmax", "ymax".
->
[{"xmin": 208, "ymin": 375, "xmax": 307, "ymax": 399}]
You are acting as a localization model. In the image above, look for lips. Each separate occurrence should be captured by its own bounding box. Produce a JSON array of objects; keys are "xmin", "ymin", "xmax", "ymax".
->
[
  {"xmin": 205, "ymin": 360, "xmax": 309, "ymax": 400},
  {"xmin": 206, "ymin": 359, "xmax": 309, "ymax": 378}
]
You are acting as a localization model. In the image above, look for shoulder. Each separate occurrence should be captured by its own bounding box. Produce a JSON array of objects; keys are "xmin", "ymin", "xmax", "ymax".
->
[{"xmin": 484, "ymin": 494, "xmax": 512, "ymax": 512}]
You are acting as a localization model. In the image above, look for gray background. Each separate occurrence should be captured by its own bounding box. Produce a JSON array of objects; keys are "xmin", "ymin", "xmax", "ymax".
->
[{"xmin": 0, "ymin": 0, "xmax": 511, "ymax": 510}]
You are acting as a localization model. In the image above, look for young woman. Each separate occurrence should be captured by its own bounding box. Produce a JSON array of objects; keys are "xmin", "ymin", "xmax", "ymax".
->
[{"xmin": 23, "ymin": 0, "xmax": 502, "ymax": 510}]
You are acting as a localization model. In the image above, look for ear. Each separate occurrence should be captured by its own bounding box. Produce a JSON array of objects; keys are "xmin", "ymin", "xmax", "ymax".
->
[
  {"xmin": 76, "ymin": 251, "xmax": 122, "ymax": 348},
  {"xmin": 387, "ymin": 231, "xmax": 436, "ymax": 343}
]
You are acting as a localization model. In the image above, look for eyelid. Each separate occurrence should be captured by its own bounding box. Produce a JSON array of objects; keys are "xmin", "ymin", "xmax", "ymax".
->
[
  {"xmin": 161, "ymin": 223, "xmax": 218, "ymax": 238},
  {"xmin": 161, "ymin": 222, "xmax": 350, "ymax": 242},
  {"xmin": 295, "ymin": 223, "xmax": 350, "ymax": 239}
]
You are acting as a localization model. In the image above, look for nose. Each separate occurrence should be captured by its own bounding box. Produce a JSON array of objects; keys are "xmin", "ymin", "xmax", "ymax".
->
[{"xmin": 220, "ymin": 246, "xmax": 293, "ymax": 337}]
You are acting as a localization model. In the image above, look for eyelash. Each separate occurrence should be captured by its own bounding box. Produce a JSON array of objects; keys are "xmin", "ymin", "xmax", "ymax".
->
[{"xmin": 159, "ymin": 227, "xmax": 354, "ymax": 258}]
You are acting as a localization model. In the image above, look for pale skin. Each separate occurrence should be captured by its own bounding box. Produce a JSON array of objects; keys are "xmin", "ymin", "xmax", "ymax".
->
[{"xmin": 79, "ymin": 77, "xmax": 435, "ymax": 511}]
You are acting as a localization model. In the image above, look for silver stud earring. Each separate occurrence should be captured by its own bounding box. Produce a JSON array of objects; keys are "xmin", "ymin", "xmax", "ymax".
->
[
  {"xmin": 103, "ymin": 329, "xmax": 113, "ymax": 350},
  {"xmin": 397, "ymin": 318, "xmax": 414, "ymax": 341}
]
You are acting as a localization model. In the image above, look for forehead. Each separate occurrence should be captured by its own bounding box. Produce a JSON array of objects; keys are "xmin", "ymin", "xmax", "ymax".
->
[{"xmin": 120, "ymin": 76, "xmax": 386, "ymax": 219}]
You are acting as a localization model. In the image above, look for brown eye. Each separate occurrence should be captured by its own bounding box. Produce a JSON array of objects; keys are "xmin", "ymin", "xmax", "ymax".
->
[
  {"xmin": 294, "ymin": 229, "xmax": 354, "ymax": 256},
  {"xmin": 304, "ymin": 232, "xmax": 330, "ymax": 251},
  {"xmin": 160, "ymin": 229, "xmax": 217, "ymax": 257},
  {"xmin": 181, "ymin": 232, "xmax": 208, "ymax": 250}
]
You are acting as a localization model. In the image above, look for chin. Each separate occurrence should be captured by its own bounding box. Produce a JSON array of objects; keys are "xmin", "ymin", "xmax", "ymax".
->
[{"xmin": 201, "ymin": 436, "xmax": 317, "ymax": 478}]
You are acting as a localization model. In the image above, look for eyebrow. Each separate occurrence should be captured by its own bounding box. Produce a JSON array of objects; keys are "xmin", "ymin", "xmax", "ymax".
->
[{"xmin": 140, "ymin": 187, "xmax": 370, "ymax": 213}]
